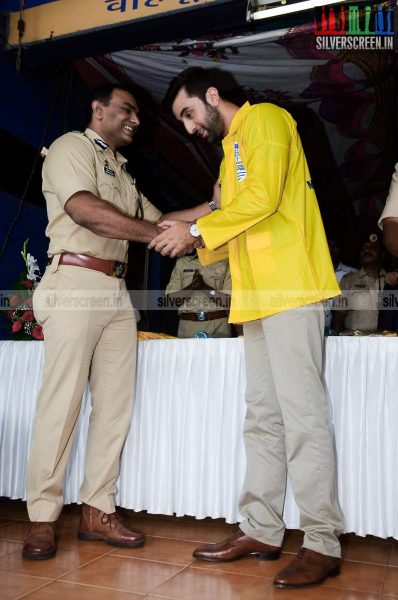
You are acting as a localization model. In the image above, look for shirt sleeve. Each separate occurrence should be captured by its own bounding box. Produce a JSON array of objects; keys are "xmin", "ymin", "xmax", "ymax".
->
[
  {"xmin": 42, "ymin": 134, "xmax": 99, "ymax": 208},
  {"xmin": 339, "ymin": 274, "xmax": 350, "ymax": 291},
  {"xmin": 223, "ymin": 264, "xmax": 232, "ymax": 293},
  {"xmin": 140, "ymin": 193, "xmax": 162, "ymax": 224},
  {"xmin": 379, "ymin": 163, "xmax": 398, "ymax": 229},
  {"xmin": 165, "ymin": 260, "xmax": 183, "ymax": 295},
  {"xmin": 197, "ymin": 105, "xmax": 291, "ymax": 250}
]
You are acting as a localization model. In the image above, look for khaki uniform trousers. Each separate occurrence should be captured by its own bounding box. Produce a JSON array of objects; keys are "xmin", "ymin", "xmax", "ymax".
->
[
  {"xmin": 28, "ymin": 262, "xmax": 137, "ymax": 522},
  {"xmin": 240, "ymin": 303, "xmax": 343, "ymax": 558}
]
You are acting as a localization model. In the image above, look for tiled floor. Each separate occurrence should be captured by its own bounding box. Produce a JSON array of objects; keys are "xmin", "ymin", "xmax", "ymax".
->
[{"xmin": 0, "ymin": 499, "xmax": 397, "ymax": 599}]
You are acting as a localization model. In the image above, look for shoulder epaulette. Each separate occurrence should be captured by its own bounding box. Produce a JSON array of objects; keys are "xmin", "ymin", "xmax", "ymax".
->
[{"xmin": 94, "ymin": 138, "xmax": 108, "ymax": 150}]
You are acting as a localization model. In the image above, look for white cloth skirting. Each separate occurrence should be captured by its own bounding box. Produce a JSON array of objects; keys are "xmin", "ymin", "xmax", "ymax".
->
[{"xmin": 1, "ymin": 337, "xmax": 398, "ymax": 539}]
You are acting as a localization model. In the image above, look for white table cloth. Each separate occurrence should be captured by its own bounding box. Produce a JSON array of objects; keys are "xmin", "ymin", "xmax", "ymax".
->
[{"xmin": 1, "ymin": 337, "xmax": 398, "ymax": 539}]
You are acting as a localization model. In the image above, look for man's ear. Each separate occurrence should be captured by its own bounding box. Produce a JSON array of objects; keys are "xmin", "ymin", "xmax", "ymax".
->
[
  {"xmin": 92, "ymin": 100, "xmax": 104, "ymax": 120},
  {"xmin": 205, "ymin": 87, "xmax": 220, "ymax": 107}
]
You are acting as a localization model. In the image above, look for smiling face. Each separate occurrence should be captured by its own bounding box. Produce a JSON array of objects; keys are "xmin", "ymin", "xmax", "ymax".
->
[
  {"xmin": 91, "ymin": 88, "xmax": 140, "ymax": 151},
  {"xmin": 172, "ymin": 87, "xmax": 225, "ymax": 144}
]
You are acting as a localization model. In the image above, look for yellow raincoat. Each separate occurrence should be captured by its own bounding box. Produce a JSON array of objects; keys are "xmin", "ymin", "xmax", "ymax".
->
[{"xmin": 197, "ymin": 102, "xmax": 340, "ymax": 323}]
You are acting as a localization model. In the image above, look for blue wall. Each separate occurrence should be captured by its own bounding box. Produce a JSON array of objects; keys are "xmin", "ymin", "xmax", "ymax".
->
[{"xmin": 0, "ymin": 54, "xmax": 87, "ymax": 338}]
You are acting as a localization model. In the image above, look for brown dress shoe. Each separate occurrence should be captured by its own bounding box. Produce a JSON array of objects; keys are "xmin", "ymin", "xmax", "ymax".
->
[
  {"xmin": 22, "ymin": 522, "xmax": 57, "ymax": 560},
  {"xmin": 273, "ymin": 547, "xmax": 341, "ymax": 588},
  {"xmin": 193, "ymin": 528, "xmax": 281, "ymax": 562},
  {"xmin": 78, "ymin": 504, "xmax": 144, "ymax": 548}
]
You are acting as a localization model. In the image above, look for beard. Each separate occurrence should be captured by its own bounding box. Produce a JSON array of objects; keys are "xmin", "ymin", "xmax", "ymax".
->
[{"xmin": 201, "ymin": 104, "xmax": 224, "ymax": 144}]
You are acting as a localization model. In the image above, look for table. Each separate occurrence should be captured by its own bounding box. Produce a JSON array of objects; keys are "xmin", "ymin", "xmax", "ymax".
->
[{"xmin": 1, "ymin": 337, "xmax": 398, "ymax": 539}]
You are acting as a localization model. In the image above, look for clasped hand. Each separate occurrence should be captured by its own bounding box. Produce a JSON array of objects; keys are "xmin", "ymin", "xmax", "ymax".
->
[{"xmin": 149, "ymin": 220, "xmax": 203, "ymax": 257}]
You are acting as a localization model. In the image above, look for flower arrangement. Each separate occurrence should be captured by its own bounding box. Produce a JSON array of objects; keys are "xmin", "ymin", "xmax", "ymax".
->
[{"xmin": 3, "ymin": 239, "xmax": 44, "ymax": 340}]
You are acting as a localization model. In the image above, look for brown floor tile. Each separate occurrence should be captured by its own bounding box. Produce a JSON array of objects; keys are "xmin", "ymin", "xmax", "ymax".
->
[
  {"xmin": 0, "ymin": 569, "xmax": 52, "ymax": 600},
  {"xmin": 0, "ymin": 499, "xmax": 29, "ymax": 521},
  {"xmin": 57, "ymin": 505, "xmax": 82, "ymax": 528},
  {"xmin": 268, "ymin": 587, "xmax": 382, "ymax": 599},
  {"xmin": 383, "ymin": 566, "xmax": 398, "ymax": 597},
  {"xmin": 130, "ymin": 517, "xmax": 233, "ymax": 543},
  {"xmin": 21, "ymin": 580, "xmax": 145, "ymax": 599},
  {"xmin": 55, "ymin": 523, "xmax": 116, "ymax": 556},
  {"xmin": 150, "ymin": 567, "xmax": 273, "ymax": 599},
  {"xmin": 340, "ymin": 533, "xmax": 392, "ymax": 546},
  {"xmin": 0, "ymin": 520, "xmax": 31, "ymax": 541},
  {"xmin": 2, "ymin": 545, "xmax": 106, "ymax": 579},
  {"xmin": 341, "ymin": 538, "xmax": 392, "ymax": 565},
  {"xmin": 0, "ymin": 503, "xmax": 395, "ymax": 600},
  {"xmin": 0, "ymin": 539, "xmax": 20, "ymax": 558},
  {"xmin": 60, "ymin": 555, "xmax": 183, "ymax": 595},
  {"xmin": 110, "ymin": 535, "xmax": 198, "ymax": 565},
  {"xmin": 190, "ymin": 552, "xmax": 292, "ymax": 579},
  {"xmin": 390, "ymin": 545, "xmax": 398, "ymax": 567},
  {"xmin": 323, "ymin": 561, "xmax": 386, "ymax": 594}
]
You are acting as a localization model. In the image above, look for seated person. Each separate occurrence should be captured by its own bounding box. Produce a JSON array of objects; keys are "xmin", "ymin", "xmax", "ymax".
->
[
  {"xmin": 325, "ymin": 238, "xmax": 358, "ymax": 329},
  {"xmin": 166, "ymin": 254, "xmax": 231, "ymax": 338},
  {"xmin": 332, "ymin": 233, "xmax": 385, "ymax": 333},
  {"xmin": 377, "ymin": 252, "xmax": 398, "ymax": 333}
]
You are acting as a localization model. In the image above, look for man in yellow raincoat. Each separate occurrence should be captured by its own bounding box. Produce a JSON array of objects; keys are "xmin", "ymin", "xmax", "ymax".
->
[{"xmin": 150, "ymin": 67, "xmax": 343, "ymax": 590}]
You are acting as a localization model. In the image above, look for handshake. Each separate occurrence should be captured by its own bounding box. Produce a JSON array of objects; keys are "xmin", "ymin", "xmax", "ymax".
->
[
  {"xmin": 148, "ymin": 182, "xmax": 222, "ymax": 257},
  {"xmin": 149, "ymin": 220, "xmax": 205, "ymax": 258}
]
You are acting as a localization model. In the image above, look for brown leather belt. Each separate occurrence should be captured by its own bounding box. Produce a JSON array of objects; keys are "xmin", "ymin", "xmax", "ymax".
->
[
  {"xmin": 180, "ymin": 310, "xmax": 228, "ymax": 322},
  {"xmin": 49, "ymin": 253, "xmax": 127, "ymax": 278}
]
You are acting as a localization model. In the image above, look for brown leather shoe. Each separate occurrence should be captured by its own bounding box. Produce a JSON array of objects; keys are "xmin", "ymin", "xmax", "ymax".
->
[
  {"xmin": 273, "ymin": 547, "xmax": 341, "ymax": 588},
  {"xmin": 22, "ymin": 522, "xmax": 57, "ymax": 560},
  {"xmin": 78, "ymin": 504, "xmax": 144, "ymax": 548},
  {"xmin": 193, "ymin": 528, "xmax": 281, "ymax": 562}
]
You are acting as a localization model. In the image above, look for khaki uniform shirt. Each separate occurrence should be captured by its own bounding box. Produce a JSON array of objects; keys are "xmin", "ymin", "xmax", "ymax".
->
[
  {"xmin": 339, "ymin": 268, "xmax": 385, "ymax": 332},
  {"xmin": 166, "ymin": 255, "xmax": 231, "ymax": 315},
  {"xmin": 42, "ymin": 128, "xmax": 161, "ymax": 261},
  {"xmin": 165, "ymin": 255, "xmax": 232, "ymax": 338}
]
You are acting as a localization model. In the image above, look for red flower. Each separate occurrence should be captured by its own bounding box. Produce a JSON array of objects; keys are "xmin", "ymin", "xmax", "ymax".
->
[
  {"xmin": 32, "ymin": 324, "xmax": 44, "ymax": 340},
  {"xmin": 11, "ymin": 321, "xmax": 22, "ymax": 333},
  {"xmin": 22, "ymin": 279, "xmax": 34, "ymax": 288},
  {"xmin": 21, "ymin": 310, "xmax": 34, "ymax": 322},
  {"xmin": 9, "ymin": 293, "xmax": 21, "ymax": 308}
]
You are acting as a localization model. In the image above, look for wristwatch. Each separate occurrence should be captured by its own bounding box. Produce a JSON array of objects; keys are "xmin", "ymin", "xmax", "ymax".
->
[
  {"xmin": 189, "ymin": 223, "xmax": 201, "ymax": 237},
  {"xmin": 208, "ymin": 198, "xmax": 217, "ymax": 212}
]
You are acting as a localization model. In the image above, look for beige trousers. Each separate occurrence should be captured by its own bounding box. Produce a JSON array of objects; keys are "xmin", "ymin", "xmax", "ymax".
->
[
  {"xmin": 28, "ymin": 263, "xmax": 137, "ymax": 522},
  {"xmin": 239, "ymin": 303, "xmax": 343, "ymax": 557}
]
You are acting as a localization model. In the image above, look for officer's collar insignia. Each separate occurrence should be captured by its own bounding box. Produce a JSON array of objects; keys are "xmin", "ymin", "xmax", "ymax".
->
[{"xmin": 94, "ymin": 138, "xmax": 108, "ymax": 150}]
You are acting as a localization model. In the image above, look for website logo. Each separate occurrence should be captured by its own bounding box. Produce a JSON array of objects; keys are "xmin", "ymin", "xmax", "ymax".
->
[{"xmin": 314, "ymin": 3, "xmax": 394, "ymax": 51}]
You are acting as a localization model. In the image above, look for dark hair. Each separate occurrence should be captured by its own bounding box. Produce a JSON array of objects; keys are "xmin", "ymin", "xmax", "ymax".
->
[
  {"xmin": 90, "ymin": 83, "xmax": 137, "ymax": 106},
  {"xmin": 163, "ymin": 67, "xmax": 224, "ymax": 113}
]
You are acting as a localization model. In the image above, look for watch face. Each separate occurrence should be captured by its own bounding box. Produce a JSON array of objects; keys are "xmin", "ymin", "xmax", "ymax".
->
[{"xmin": 190, "ymin": 224, "xmax": 200, "ymax": 237}]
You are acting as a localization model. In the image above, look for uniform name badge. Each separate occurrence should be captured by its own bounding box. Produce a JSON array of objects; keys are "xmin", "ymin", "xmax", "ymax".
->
[{"xmin": 104, "ymin": 165, "xmax": 116, "ymax": 177}]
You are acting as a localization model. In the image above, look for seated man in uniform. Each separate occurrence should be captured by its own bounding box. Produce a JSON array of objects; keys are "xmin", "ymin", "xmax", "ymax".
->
[
  {"xmin": 324, "ymin": 237, "xmax": 357, "ymax": 330},
  {"xmin": 332, "ymin": 233, "xmax": 385, "ymax": 333},
  {"xmin": 166, "ymin": 254, "xmax": 231, "ymax": 337}
]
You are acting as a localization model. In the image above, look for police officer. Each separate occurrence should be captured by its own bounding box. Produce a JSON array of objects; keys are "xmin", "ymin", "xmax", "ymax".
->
[
  {"xmin": 23, "ymin": 83, "xmax": 172, "ymax": 560},
  {"xmin": 166, "ymin": 255, "xmax": 231, "ymax": 337},
  {"xmin": 332, "ymin": 233, "xmax": 385, "ymax": 333}
]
